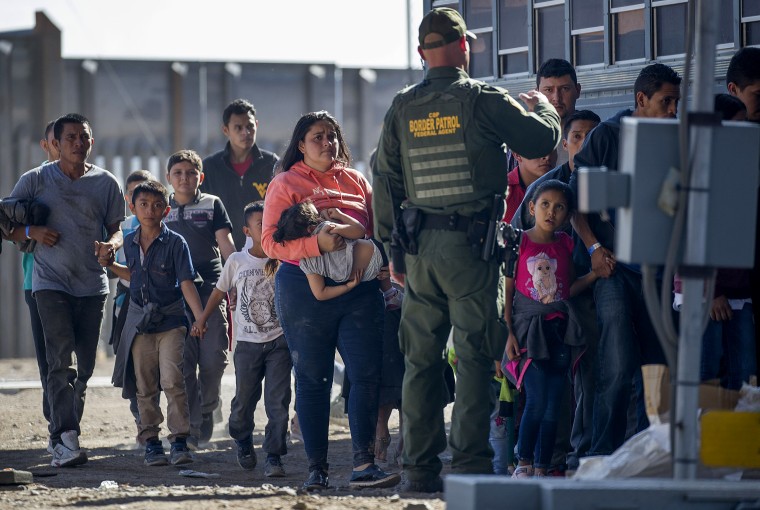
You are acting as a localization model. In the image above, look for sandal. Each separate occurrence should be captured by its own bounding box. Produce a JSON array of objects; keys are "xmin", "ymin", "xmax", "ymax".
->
[{"xmin": 374, "ymin": 435, "xmax": 392, "ymax": 462}]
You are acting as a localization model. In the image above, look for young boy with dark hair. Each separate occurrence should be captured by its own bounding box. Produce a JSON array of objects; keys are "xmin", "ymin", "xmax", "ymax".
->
[
  {"xmin": 512, "ymin": 110, "xmax": 602, "ymax": 230},
  {"xmin": 193, "ymin": 201, "xmax": 291, "ymax": 478},
  {"xmin": 164, "ymin": 149, "xmax": 236, "ymax": 447},
  {"xmin": 110, "ymin": 169, "xmax": 157, "ymax": 444},
  {"xmin": 107, "ymin": 180, "xmax": 205, "ymax": 466}
]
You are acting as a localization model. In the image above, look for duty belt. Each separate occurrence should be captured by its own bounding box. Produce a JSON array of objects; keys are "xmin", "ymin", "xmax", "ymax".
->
[{"xmin": 420, "ymin": 212, "xmax": 470, "ymax": 232}]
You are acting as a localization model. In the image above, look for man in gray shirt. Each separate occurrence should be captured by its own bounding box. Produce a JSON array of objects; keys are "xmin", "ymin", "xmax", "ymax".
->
[{"xmin": 8, "ymin": 113, "xmax": 125, "ymax": 467}]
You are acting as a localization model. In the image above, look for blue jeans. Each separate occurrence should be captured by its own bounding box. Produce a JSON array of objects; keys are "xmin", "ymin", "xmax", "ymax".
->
[
  {"xmin": 516, "ymin": 360, "xmax": 568, "ymax": 469},
  {"xmin": 275, "ymin": 262, "xmax": 384, "ymax": 471},
  {"xmin": 700, "ymin": 302, "xmax": 756, "ymax": 390},
  {"xmin": 516, "ymin": 320, "xmax": 569, "ymax": 469},
  {"xmin": 34, "ymin": 290, "xmax": 107, "ymax": 443},
  {"xmin": 590, "ymin": 267, "xmax": 662, "ymax": 456},
  {"xmin": 489, "ymin": 379, "xmax": 514, "ymax": 475},
  {"xmin": 228, "ymin": 335, "xmax": 292, "ymax": 456}
]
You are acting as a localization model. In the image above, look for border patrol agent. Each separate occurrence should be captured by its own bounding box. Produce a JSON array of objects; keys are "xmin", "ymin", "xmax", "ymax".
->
[{"xmin": 372, "ymin": 7, "xmax": 561, "ymax": 492}]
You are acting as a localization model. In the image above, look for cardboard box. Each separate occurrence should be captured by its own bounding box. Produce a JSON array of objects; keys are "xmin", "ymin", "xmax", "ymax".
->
[{"xmin": 642, "ymin": 364, "xmax": 741, "ymax": 422}]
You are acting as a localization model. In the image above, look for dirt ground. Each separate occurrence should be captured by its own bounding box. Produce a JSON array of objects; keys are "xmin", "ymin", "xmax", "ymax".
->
[{"xmin": 0, "ymin": 356, "xmax": 446, "ymax": 510}]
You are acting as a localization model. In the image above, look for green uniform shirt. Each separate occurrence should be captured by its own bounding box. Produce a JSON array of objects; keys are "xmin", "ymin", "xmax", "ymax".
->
[{"xmin": 372, "ymin": 66, "xmax": 561, "ymax": 254}]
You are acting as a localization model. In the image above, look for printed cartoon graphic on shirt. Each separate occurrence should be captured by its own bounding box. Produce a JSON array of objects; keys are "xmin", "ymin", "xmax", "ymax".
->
[
  {"xmin": 238, "ymin": 272, "xmax": 278, "ymax": 334},
  {"xmin": 526, "ymin": 252, "xmax": 559, "ymax": 304}
]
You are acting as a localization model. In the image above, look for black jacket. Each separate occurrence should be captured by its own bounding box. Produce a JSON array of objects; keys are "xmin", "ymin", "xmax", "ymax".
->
[
  {"xmin": 201, "ymin": 142, "xmax": 278, "ymax": 249},
  {"xmin": 568, "ymin": 109, "xmax": 632, "ymax": 251},
  {"xmin": 0, "ymin": 197, "xmax": 49, "ymax": 254}
]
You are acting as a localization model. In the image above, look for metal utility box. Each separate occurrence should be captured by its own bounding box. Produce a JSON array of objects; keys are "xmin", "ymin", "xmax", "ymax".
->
[
  {"xmin": 614, "ymin": 117, "xmax": 760, "ymax": 267},
  {"xmin": 446, "ymin": 476, "xmax": 760, "ymax": 510}
]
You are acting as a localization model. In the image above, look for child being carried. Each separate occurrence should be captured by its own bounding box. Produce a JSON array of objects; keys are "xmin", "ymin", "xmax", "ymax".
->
[{"xmin": 272, "ymin": 200, "xmax": 401, "ymax": 307}]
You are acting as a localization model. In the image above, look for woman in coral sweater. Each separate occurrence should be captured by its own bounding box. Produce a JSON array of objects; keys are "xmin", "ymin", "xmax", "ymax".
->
[{"xmin": 262, "ymin": 111, "xmax": 400, "ymax": 491}]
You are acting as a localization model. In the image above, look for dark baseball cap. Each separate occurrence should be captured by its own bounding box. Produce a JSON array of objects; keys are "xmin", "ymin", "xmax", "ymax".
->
[{"xmin": 418, "ymin": 7, "xmax": 477, "ymax": 50}]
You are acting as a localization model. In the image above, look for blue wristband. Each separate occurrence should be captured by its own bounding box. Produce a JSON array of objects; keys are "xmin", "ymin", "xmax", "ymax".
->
[
  {"xmin": 587, "ymin": 242, "xmax": 602, "ymax": 256},
  {"xmin": 25, "ymin": 225, "xmax": 30, "ymax": 239}
]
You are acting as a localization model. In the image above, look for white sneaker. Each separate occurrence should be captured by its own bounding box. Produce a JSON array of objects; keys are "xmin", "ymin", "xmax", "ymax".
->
[
  {"xmin": 46, "ymin": 438, "xmax": 54, "ymax": 455},
  {"xmin": 51, "ymin": 430, "xmax": 87, "ymax": 467}
]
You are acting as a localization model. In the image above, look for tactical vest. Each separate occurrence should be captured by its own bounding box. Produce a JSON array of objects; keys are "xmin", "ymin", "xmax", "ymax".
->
[{"xmin": 399, "ymin": 79, "xmax": 481, "ymax": 209}]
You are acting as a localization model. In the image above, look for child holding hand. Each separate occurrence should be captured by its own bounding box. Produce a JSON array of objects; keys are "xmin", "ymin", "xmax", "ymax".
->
[
  {"xmin": 193, "ymin": 201, "xmax": 291, "ymax": 478},
  {"xmin": 503, "ymin": 180, "xmax": 598, "ymax": 478}
]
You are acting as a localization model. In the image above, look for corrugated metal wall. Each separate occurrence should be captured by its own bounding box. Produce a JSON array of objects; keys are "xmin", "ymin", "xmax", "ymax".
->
[{"xmin": 0, "ymin": 12, "xmax": 419, "ymax": 359}]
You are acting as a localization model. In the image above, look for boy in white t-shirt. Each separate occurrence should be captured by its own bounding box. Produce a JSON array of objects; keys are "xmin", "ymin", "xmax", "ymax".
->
[{"xmin": 193, "ymin": 201, "xmax": 291, "ymax": 477}]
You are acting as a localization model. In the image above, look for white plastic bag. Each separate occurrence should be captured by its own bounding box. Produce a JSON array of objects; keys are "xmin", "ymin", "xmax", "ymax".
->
[{"xmin": 573, "ymin": 424, "xmax": 671, "ymax": 480}]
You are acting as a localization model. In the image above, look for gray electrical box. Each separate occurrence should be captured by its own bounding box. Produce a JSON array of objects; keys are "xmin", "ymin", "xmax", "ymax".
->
[
  {"xmin": 446, "ymin": 476, "xmax": 760, "ymax": 510},
  {"xmin": 596, "ymin": 117, "xmax": 760, "ymax": 267}
]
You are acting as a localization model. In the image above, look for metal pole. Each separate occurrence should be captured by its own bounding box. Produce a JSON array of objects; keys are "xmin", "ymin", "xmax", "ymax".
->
[
  {"xmin": 199, "ymin": 64, "xmax": 208, "ymax": 155},
  {"xmin": 334, "ymin": 66, "xmax": 343, "ymax": 124},
  {"xmin": 674, "ymin": 0, "xmax": 718, "ymax": 480}
]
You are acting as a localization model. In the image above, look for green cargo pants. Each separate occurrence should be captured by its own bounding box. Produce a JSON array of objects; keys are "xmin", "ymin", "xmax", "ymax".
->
[{"xmin": 400, "ymin": 229, "xmax": 505, "ymax": 482}]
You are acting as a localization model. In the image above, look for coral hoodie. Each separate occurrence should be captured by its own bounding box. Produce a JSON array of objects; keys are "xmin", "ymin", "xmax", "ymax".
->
[{"xmin": 262, "ymin": 160, "xmax": 374, "ymax": 263}]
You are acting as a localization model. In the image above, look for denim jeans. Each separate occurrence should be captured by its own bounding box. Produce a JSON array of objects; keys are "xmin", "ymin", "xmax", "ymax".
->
[
  {"xmin": 489, "ymin": 379, "xmax": 514, "ymax": 475},
  {"xmin": 516, "ymin": 320, "xmax": 570, "ymax": 469},
  {"xmin": 34, "ymin": 290, "xmax": 107, "ymax": 443},
  {"xmin": 567, "ymin": 290, "xmax": 598, "ymax": 470},
  {"xmin": 590, "ymin": 267, "xmax": 662, "ymax": 456},
  {"xmin": 275, "ymin": 262, "xmax": 384, "ymax": 471},
  {"xmin": 516, "ymin": 360, "xmax": 568, "ymax": 468},
  {"xmin": 228, "ymin": 335, "xmax": 292, "ymax": 456},
  {"xmin": 700, "ymin": 302, "xmax": 756, "ymax": 390}
]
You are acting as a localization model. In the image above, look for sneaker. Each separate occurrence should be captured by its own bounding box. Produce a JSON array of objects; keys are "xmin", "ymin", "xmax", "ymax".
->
[
  {"xmin": 264, "ymin": 456, "xmax": 286, "ymax": 478},
  {"xmin": 303, "ymin": 469, "xmax": 329, "ymax": 491},
  {"xmin": 349, "ymin": 464, "xmax": 401, "ymax": 489},
  {"xmin": 144, "ymin": 439, "xmax": 168, "ymax": 466},
  {"xmin": 50, "ymin": 430, "xmax": 87, "ymax": 468},
  {"xmin": 512, "ymin": 465, "xmax": 532, "ymax": 479},
  {"xmin": 236, "ymin": 441, "xmax": 257, "ymax": 470},
  {"xmin": 46, "ymin": 438, "xmax": 54, "ymax": 455},
  {"xmin": 199, "ymin": 413, "xmax": 214, "ymax": 443},
  {"xmin": 384, "ymin": 288, "xmax": 404, "ymax": 311},
  {"xmin": 399, "ymin": 476, "xmax": 444, "ymax": 493},
  {"xmin": 170, "ymin": 438, "xmax": 193, "ymax": 465},
  {"xmin": 186, "ymin": 435, "xmax": 199, "ymax": 451}
]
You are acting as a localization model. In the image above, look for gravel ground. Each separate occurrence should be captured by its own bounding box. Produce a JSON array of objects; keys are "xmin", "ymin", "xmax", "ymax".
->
[{"xmin": 0, "ymin": 356, "xmax": 446, "ymax": 510}]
